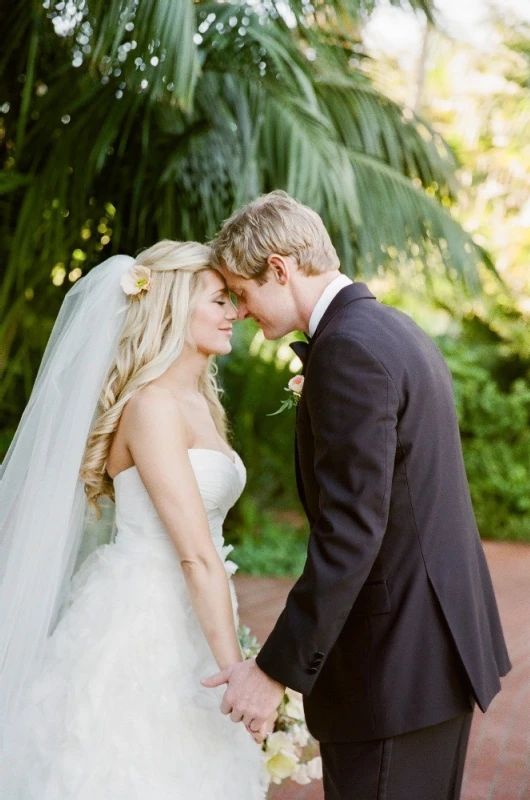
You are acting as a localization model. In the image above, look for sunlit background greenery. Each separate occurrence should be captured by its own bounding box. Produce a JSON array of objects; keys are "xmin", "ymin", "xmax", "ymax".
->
[{"xmin": 1, "ymin": 0, "xmax": 529, "ymax": 574}]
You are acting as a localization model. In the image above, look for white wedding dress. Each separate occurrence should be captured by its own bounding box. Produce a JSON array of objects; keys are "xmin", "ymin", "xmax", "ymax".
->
[{"xmin": 2, "ymin": 449, "xmax": 268, "ymax": 800}]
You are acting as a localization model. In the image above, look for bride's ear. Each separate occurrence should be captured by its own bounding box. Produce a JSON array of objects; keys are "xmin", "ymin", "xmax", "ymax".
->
[{"xmin": 267, "ymin": 254, "xmax": 290, "ymax": 285}]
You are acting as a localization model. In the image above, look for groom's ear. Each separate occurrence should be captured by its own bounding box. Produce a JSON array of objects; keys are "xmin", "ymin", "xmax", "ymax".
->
[{"xmin": 267, "ymin": 254, "xmax": 291, "ymax": 285}]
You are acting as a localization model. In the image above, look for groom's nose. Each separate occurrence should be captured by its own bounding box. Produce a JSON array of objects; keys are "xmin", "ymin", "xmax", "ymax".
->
[{"xmin": 237, "ymin": 303, "xmax": 250, "ymax": 320}]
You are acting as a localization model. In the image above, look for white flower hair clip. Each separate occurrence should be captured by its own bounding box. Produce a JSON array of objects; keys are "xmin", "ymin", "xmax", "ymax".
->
[{"xmin": 120, "ymin": 264, "xmax": 152, "ymax": 296}]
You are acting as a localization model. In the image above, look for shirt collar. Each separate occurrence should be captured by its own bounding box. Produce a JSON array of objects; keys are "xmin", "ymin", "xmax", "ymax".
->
[{"xmin": 308, "ymin": 274, "xmax": 353, "ymax": 338}]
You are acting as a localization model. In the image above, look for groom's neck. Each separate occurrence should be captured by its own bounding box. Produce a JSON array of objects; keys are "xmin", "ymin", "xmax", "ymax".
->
[{"xmin": 293, "ymin": 269, "xmax": 342, "ymax": 335}]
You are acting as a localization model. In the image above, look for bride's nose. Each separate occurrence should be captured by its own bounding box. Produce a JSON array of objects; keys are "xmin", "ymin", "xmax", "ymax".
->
[{"xmin": 226, "ymin": 300, "xmax": 238, "ymax": 320}]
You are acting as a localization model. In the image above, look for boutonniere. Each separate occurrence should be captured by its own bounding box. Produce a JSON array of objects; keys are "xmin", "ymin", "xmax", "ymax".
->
[{"xmin": 268, "ymin": 375, "xmax": 304, "ymax": 416}]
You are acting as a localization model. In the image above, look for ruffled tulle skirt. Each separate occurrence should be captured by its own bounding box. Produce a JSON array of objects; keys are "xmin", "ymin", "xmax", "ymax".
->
[{"xmin": 1, "ymin": 530, "xmax": 267, "ymax": 799}]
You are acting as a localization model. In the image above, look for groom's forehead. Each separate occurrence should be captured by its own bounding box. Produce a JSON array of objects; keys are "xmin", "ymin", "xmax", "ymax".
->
[{"xmin": 224, "ymin": 273, "xmax": 250, "ymax": 294}]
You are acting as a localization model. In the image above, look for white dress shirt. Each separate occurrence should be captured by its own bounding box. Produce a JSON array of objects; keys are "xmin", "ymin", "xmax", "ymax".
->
[{"xmin": 308, "ymin": 274, "xmax": 353, "ymax": 337}]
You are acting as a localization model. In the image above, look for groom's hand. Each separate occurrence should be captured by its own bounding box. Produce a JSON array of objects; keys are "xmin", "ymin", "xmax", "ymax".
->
[
  {"xmin": 250, "ymin": 709, "xmax": 279, "ymax": 744},
  {"xmin": 201, "ymin": 657, "xmax": 285, "ymax": 733}
]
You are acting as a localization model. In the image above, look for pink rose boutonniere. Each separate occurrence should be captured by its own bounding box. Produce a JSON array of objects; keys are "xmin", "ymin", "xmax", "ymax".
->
[{"xmin": 268, "ymin": 375, "xmax": 305, "ymax": 416}]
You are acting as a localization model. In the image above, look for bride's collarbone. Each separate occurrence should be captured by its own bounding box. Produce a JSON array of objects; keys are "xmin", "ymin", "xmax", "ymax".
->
[
  {"xmin": 107, "ymin": 391, "xmax": 233, "ymax": 476},
  {"xmin": 188, "ymin": 442, "xmax": 235, "ymax": 462},
  {"xmin": 179, "ymin": 406, "xmax": 233, "ymax": 462}
]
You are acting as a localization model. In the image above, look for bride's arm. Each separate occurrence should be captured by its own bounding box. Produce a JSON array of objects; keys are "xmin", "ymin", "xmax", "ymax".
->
[{"xmin": 124, "ymin": 385, "xmax": 243, "ymax": 671}]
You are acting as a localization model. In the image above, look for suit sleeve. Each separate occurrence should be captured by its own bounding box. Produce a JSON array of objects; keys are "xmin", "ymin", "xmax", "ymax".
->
[{"xmin": 255, "ymin": 334, "xmax": 399, "ymax": 694}]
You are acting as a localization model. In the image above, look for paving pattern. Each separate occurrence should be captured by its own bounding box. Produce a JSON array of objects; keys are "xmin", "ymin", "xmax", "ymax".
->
[{"xmin": 234, "ymin": 542, "xmax": 530, "ymax": 800}]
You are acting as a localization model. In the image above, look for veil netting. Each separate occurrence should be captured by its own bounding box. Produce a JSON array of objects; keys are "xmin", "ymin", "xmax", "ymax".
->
[{"xmin": 0, "ymin": 254, "xmax": 134, "ymax": 748}]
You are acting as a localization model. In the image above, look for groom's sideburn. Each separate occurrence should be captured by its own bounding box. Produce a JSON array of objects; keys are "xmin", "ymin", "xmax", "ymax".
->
[{"xmin": 255, "ymin": 282, "xmax": 510, "ymax": 799}]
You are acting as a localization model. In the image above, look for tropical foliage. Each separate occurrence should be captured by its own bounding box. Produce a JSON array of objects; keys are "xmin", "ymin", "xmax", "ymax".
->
[
  {"xmin": 441, "ymin": 330, "xmax": 530, "ymax": 542},
  {"xmin": 2, "ymin": 1, "xmax": 527, "ymax": 571},
  {"xmin": 405, "ymin": 12, "xmax": 530, "ymax": 543},
  {"xmin": 1, "ymin": 0, "xmax": 492, "ymax": 451}
]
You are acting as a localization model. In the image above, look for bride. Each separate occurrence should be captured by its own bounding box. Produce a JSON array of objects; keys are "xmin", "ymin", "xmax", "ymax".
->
[{"xmin": 0, "ymin": 241, "xmax": 273, "ymax": 799}]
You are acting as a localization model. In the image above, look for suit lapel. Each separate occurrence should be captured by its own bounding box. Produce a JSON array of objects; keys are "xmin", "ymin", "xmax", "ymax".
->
[{"xmin": 292, "ymin": 282, "xmax": 376, "ymax": 519}]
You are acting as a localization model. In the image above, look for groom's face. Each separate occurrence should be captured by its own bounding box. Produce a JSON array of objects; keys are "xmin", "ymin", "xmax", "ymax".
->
[{"xmin": 220, "ymin": 259, "xmax": 297, "ymax": 340}]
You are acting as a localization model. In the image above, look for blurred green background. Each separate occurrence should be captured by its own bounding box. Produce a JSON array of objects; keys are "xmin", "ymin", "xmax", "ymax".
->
[{"xmin": 1, "ymin": 0, "xmax": 529, "ymax": 574}]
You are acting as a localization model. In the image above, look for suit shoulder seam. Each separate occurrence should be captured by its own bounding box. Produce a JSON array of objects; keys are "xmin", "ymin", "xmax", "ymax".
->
[{"xmin": 316, "ymin": 332, "xmax": 399, "ymax": 398}]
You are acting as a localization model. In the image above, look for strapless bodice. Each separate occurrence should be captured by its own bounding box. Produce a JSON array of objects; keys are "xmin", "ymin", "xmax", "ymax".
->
[{"xmin": 112, "ymin": 448, "xmax": 246, "ymax": 558}]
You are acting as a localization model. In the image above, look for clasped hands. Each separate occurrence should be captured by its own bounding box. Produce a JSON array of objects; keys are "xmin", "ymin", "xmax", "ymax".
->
[{"xmin": 201, "ymin": 657, "xmax": 285, "ymax": 744}]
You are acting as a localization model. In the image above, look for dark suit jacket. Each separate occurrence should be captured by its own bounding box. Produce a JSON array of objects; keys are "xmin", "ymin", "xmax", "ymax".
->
[{"xmin": 256, "ymin": 282, "xmax": 511, "ymax": 743}]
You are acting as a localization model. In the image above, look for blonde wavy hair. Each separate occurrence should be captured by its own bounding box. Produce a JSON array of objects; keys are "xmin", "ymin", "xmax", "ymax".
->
[{"xmin": 80, "ymin": 240, "xmax": 227, "ymax": 516}]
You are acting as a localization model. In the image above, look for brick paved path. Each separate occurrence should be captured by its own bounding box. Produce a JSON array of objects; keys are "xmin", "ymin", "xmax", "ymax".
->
[{"xmin": 234, "ymin": 542, "xmax": 530, "ymax": 800}]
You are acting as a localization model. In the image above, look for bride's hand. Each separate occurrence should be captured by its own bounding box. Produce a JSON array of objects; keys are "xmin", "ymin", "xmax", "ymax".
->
[{"xmin": 248, "ymin": 709, "xmax": 277, "ymax": 745}]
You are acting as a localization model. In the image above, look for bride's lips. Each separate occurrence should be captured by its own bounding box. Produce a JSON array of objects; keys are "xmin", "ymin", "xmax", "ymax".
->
[{"xmin": 219, "ymin": 327, "xmax": 232, "ymax": 335}]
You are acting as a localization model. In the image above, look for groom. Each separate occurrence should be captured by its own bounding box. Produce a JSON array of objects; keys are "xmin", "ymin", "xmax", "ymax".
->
[{"xmin": 203, "ymin": 191, "xmax": 510, "ymax": 798}]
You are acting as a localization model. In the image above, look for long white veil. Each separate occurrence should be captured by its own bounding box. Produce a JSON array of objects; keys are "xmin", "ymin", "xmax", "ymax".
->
[{"xmin": 0, "ymin": 254, "xmax": 134, "ymax": 739}]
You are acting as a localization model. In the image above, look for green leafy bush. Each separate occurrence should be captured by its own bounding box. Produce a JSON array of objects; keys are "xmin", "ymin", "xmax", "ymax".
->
[
  {"xmin": 228, "ymin": 497, "xmax": 308, "ymax": 578},
  {"xmin": 439, "ymin": 334, "xmax": 530, "ymax": 541},
  {"xmin": 220, "ymin": 323, "xmax": 309, "ymax": 575}
]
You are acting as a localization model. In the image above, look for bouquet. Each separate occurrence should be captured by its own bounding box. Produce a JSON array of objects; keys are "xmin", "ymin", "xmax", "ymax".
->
[{"xmin": 238, "ymin": 625, "xmax": 322, "ymax": 787}]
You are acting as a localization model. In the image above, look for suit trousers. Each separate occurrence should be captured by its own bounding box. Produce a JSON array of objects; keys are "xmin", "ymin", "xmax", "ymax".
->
[{"xmin": 319, "ymin": 711, "xmax": 474, "ymax": 800}]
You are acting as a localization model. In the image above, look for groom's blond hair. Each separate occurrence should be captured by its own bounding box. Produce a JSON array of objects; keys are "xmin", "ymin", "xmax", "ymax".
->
[{"xmin": 211, "ymin": 190, "xmax": 340, "ymax": 283}]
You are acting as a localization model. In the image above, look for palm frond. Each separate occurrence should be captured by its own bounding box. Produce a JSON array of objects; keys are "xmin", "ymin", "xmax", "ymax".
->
[
  {"xmin": 315, "ymin": 80, "xmax": 459, "ymax": 197},
  {"xmin": 347, "ymin": 150, "xmax": 492, "ymax": 289},
  {"xmin": 0, "ymin": 171, "xmax": 32, "ymax": 195},
  {"xmin": 257, "ymin": 93, "xmax": 361, "ymax": 243},
  {"xmin": 277, "ymin": 0, "xmax": 436, "ymax": 25},
  {"xmin": 1, "ymin": 0, "xmax": 496, "ymax": 439},
  {"xmin": 47, "ymin": 0, "xmax": 200, "ymax": 109}
]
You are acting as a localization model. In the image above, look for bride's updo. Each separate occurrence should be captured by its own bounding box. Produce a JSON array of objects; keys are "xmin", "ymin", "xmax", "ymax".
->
[{"xmin": 80, "ymin": 240, "xmax": 226, "ymax": 515}]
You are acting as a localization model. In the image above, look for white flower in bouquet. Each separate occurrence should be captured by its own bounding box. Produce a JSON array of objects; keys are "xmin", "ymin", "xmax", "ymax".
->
[
  {"xmin": 283, "ymin": 688, "xmax": 305, "ymax": 722},
  {"xmin": 262, "ymin": 731, "xmax": 299, "ymax": 785},
  {"xmin": 288, "ymin": 722, "xmax": 310, "ymax": 748},
  {"xmin": 306, "ymin": 756, "xmax": 323, "ymax": 780},
  {"xmin": 291, "ymin": 763, "xmax": 311, "ymax": 785},
  {"xmin": 237, "ymin": 625, "xmax": 261, "ymax": 661}
]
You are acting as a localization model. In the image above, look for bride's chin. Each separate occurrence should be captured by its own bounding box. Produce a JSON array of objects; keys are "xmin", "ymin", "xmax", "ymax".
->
[{"xmin": 206, "ymin": 342, "xmax": 232, "ymax": 356}]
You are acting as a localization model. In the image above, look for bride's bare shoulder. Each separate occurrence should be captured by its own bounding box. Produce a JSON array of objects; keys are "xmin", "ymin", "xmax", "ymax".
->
[{"xmin": 122, "ymin": 385, "xmax": 186, "ymax": 432}]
